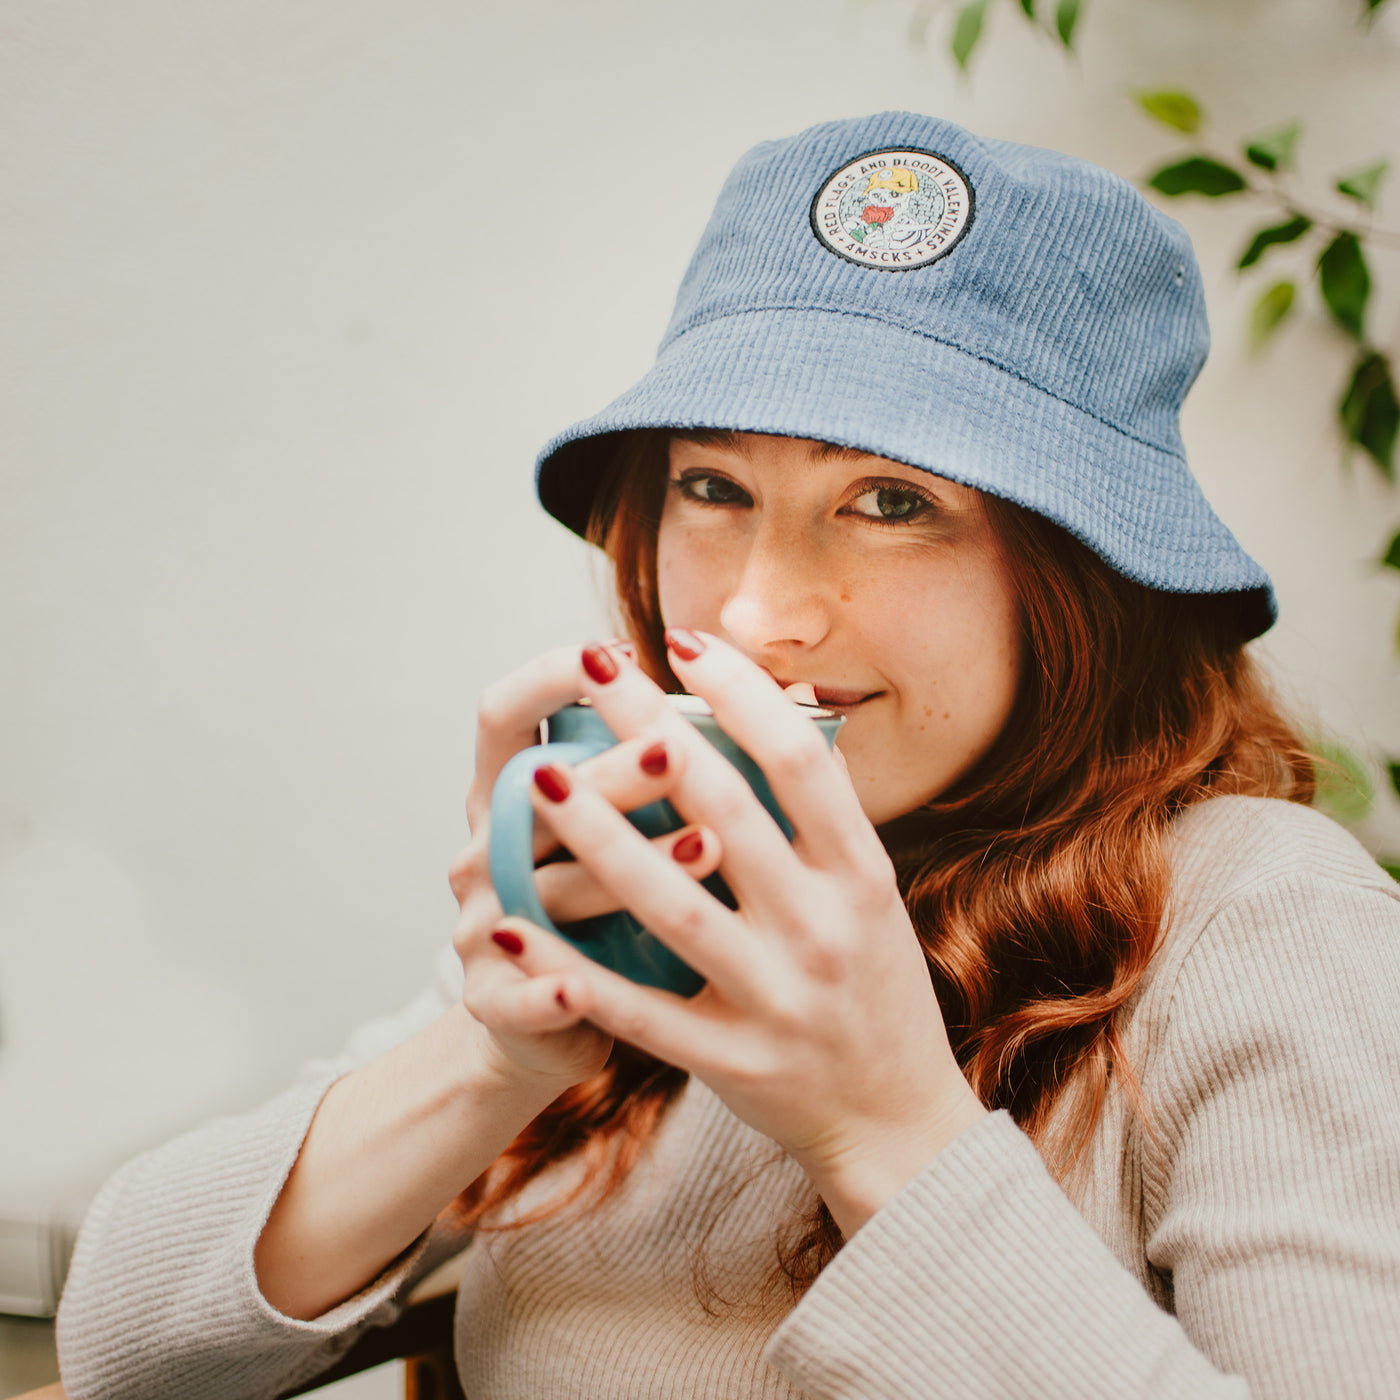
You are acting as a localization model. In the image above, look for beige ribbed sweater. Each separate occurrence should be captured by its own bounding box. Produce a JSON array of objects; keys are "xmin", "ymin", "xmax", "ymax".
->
[{"xmin": 56, "ymin": 797, "xmax": 1400, "ymax": 1399}]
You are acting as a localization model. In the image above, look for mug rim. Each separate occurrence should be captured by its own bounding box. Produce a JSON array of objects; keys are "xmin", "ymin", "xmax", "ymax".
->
[{"xmin": 572, "ymin": 693, "xmax": 840, "ymax": 722}]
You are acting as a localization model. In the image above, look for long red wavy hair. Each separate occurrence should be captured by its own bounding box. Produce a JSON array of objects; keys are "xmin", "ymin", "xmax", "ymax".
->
[{"xmin": 452, "ymin": 429, "xmax": 1313, "ymax": 1291}]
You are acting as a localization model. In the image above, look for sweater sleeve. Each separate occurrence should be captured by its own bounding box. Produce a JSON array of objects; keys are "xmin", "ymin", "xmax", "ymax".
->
[
  {"xmin": 55, "ymin": 947, "xmax": 468, "ymax": 1400},
  {"xmin": 1142, "ymin": 870, "xmax": 1400, "ymax": 1400},
  {"xmin": 763, "ymin": 1111, "xmax": 1247, "ymax": 1400},
  {"xmin": 765, "ymin": 867, "xmax": 1400, "ymax": 1400}
]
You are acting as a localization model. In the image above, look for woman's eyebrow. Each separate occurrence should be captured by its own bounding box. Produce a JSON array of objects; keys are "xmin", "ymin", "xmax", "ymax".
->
[
  {"xmin": 672, "ymin": 429, "xmax": 742, "ymax": 452},
  {"xmin": 810, "ymin": 442, "xmax": 878, "ymax": 463}
]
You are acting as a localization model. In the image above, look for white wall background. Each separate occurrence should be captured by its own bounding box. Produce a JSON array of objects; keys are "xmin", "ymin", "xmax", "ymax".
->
[{"xmin": 3, "ymin": 0, "xmax": 1399, "ymax": 1211}]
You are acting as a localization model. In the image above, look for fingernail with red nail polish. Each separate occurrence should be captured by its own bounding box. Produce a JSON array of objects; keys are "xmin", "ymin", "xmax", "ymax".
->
[
  {"xmin": 534, "ymin": 764, "xmax": 571, "ymax": 803},
  {"xmin": 581, "ymin": 643, "xmax": 619, "ymax": 685},
  {"xmin": 665, "ymin": 628, "xmax": 706, "ymax": 661},
  {"xmin": 639, "ymin": 741, "xmax": 668, "ymax": 777},
  {"xmin": 491, "ymin": 929, "xmax": 524, "ymax": 955},
  {"xmin": 672, "ymin": 830, "xmax": 704, "ymax": 863}
]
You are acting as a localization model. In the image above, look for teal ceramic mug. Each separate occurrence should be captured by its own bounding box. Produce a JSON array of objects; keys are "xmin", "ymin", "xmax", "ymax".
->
[{"xmin": 489, "ymin": 694, "xmax": 844, "ymax": 997}]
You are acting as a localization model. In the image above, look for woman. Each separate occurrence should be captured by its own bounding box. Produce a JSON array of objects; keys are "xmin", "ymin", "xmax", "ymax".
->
[{"xmin": 56, "ymin": 112, "xmax": 1400, "ymax": 1399}]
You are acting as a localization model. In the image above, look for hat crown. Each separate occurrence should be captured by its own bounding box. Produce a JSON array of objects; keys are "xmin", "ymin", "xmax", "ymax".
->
[
  {"xmin": 665, "ymin": 111, "xmax": 1208, "ymax": 457},
  {"xmin": 535, "ymin": 112, "xmax": 1274, "ymax": 639}
]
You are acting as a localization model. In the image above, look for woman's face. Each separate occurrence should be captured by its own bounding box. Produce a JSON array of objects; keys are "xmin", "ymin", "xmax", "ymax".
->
[{"xmin": 656, "ymin": 433, "xmax": 1022, "ymax": 826}]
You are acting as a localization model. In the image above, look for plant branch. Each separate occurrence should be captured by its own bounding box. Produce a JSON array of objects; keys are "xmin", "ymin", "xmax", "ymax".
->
[{"xmin": 1249, "ymin": 190, "xmax": 1400, "ymax": 249}]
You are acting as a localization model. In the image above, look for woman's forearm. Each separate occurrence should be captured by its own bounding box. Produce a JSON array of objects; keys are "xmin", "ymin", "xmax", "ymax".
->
[{"xmin": 254, "ymin": 1003, "xmax": 573, "ymax": 1320}]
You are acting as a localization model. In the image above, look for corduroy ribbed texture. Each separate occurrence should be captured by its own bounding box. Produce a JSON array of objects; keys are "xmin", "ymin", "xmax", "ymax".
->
[
  {"xmin": 55, "ymin": 800, "xmax": 1400, "ymax": 1398},
  {"xmin": 534, "ymin": 112, "xmax": 1276, "ymax": 637}
]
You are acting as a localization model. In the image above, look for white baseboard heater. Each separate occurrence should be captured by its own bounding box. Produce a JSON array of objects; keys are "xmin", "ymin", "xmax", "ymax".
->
[{"xmin": 0, "ymin": 1210, "xmax": 82, "ymax": 1318}]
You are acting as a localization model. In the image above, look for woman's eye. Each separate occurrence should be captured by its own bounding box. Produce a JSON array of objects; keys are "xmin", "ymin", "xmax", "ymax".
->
[
  {"xmin": 847, "ymin": 485, "xmax": 932, "ymax": 522},
  {"xmin": 674, "ymin": 473, "xmax": 752, "ymax": 506}
]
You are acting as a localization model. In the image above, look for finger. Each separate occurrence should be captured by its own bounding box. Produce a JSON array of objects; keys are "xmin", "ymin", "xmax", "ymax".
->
[
  {"xmin": 663, "ymin": 629, "xmax": 880, "ymax": 870},
  {"xmin": 448, "ymin": 836, "xmax": 490, "ymax": 908},
  {"xmin": 458, "ymin": 915, "xmax": 585, "ymax": 1032},
  {"xmin": 474, "ymin": 969, "xmax": 587, "ymax": 1036},
  {"xmin": 481, "ymin": 915, "xmax": 715, "ymax": 1068},
  {"xmin": 471, "ymin": 916, "xmax": 609, "ymax": 1034},
  {"xmin": 457, "ymin": 920, "xmax": 527, "ymax": 1016},
  {"xmin": 553, "ymin": 955, "xmax": 721, "ymax": 1072},
  {"xmin": 468, "ymin": 642, "xmax": 620, "ymax": 827},
  {"xmin": 579, "ymin": 650, "xmax": 799, "ymax": 889},
  {"xmin": 528, "ymin": 762, "xmax": 765, "ymax": 995},
  {"xmin": 460, "ymin": 716, "xmax": 687, "ymax": 905},
  {"xmin": 533, "ymin": 824, "xmax": 722, "ymax": 922},
  {"xmin": 530, "ymin": 732, "xmax": 685, "ymax": 861}
]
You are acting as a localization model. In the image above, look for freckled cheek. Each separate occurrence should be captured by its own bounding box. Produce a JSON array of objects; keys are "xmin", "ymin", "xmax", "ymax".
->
[
  {"xmin": 878, "ymin": 570, "xmax": 1020, "ymax": 778},
  {"xmin": 657, "ymin": 531, "xmax": 733, "ymax": 630},
  {"xmin": 976, "ymin": 575, "xmax": 1025, "ymax": 730},
  {"xmin": 926, "ymin": 590, "xmax": 1021, "ymax": 772}
]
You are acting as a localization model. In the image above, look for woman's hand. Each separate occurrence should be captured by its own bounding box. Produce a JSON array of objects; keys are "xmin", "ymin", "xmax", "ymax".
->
[
  {"xmin": 486, "ymin": 632, "xmax": 987, "ymax": 1237},
  {"xmin": 257, "ymin": 638, "xmax": 735, "ymax": 1323},
  {"xmin": 449, "ymin": 642, "xmax": 723, "ymax": 1090}
]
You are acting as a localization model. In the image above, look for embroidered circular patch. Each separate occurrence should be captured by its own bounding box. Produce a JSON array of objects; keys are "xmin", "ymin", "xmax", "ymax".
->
[{"xmin": 809, "ymin": 148, "xmax": 974, "ymax": 270}]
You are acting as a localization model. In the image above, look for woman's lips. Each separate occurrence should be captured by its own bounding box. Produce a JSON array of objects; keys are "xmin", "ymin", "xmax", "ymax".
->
[
  {"xmin": 771, "ymin": 673, "xmax": 881, "ymax": 709},
  {"xmin": 813, "ymin": 687, "xmax": 880, "ymax": 709}
]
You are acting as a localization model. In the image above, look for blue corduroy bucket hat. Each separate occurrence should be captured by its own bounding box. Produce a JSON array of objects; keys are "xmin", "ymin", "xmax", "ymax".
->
[{"xmin": 535, "ymin": 111, "xmax": 1276, "ymax": 640}]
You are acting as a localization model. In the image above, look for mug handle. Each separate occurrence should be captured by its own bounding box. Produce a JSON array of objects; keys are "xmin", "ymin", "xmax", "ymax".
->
[{"xmin": 488, "ymin": 739, "xmax": 612, "ymax": 937}]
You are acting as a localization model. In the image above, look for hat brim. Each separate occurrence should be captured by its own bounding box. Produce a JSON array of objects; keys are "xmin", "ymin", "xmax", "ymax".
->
[{"xmin": 536, "ymin": 307, "xmax": 1275, "ymax": 640}]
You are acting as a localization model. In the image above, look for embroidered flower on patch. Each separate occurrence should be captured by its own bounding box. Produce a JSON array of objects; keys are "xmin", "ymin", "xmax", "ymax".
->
[{"xmin": 810, "ymin": 148, "xmax": 974, "ymax": 270}]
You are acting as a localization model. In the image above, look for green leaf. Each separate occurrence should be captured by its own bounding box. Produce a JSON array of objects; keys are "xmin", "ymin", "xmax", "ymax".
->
[
  {"xmin": 1135, "ymin": 90, "xmax": 1202, "ymax": 134},
  {"xmin": 1340, "ymin": 350, "xmax": 1399, "ymax": 479},
  {"xmin": 1250, "ymin": 280, "xmax": 1295, "ymax": 349},
  {"xmin": 1019, "ymin": 0, "xmax": 1035, "ymax": 16},
  {"xmin": 1312, "ymin": 739, "xmax": 1376, "ymax": 826},
  {"xmin": 1237, "ymin": 214, "xmax": 1312, "ymax": 270},
  {"xmin": 1366, "ymin": 0, "xmax": 1390, "ymax": 16},
  {"xmin": 1318, "ymin": 231, "xmax": 1370, "ymax": 340},
  {"xmin": 1055, "ymin": 0, "xmax": 1080, "ymax": 47},
  {"xmin": 1244, "ymin": 121, "xmax": 1302, "ymax": 173},
  {"xmin": 951, "ymin": 0, "xmax": 987, "ymax": 69},
  {"xmin": 1383, "ymin": 532, "xmax": 1400, "ymax": 571},
  {"xmin": 1381, "ymin": 859, "xmax": 1400, "ymax": 884},
  {"xmin": 1147, "ymin": 157, "xmax": 1248, "ymax": 198},
  {"xmin": 1336, "ymin": 159, "xmax": 1390, "ymax": 210},
  {"xmin": 1388, "ymin": 760, "xmax": 1400, "ymax": 799}
]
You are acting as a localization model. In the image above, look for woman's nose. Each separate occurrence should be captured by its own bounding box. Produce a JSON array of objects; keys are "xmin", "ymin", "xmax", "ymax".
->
[{"xmin": 718, "ymin": 528, "xmax": 832, "ymax": 652}]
